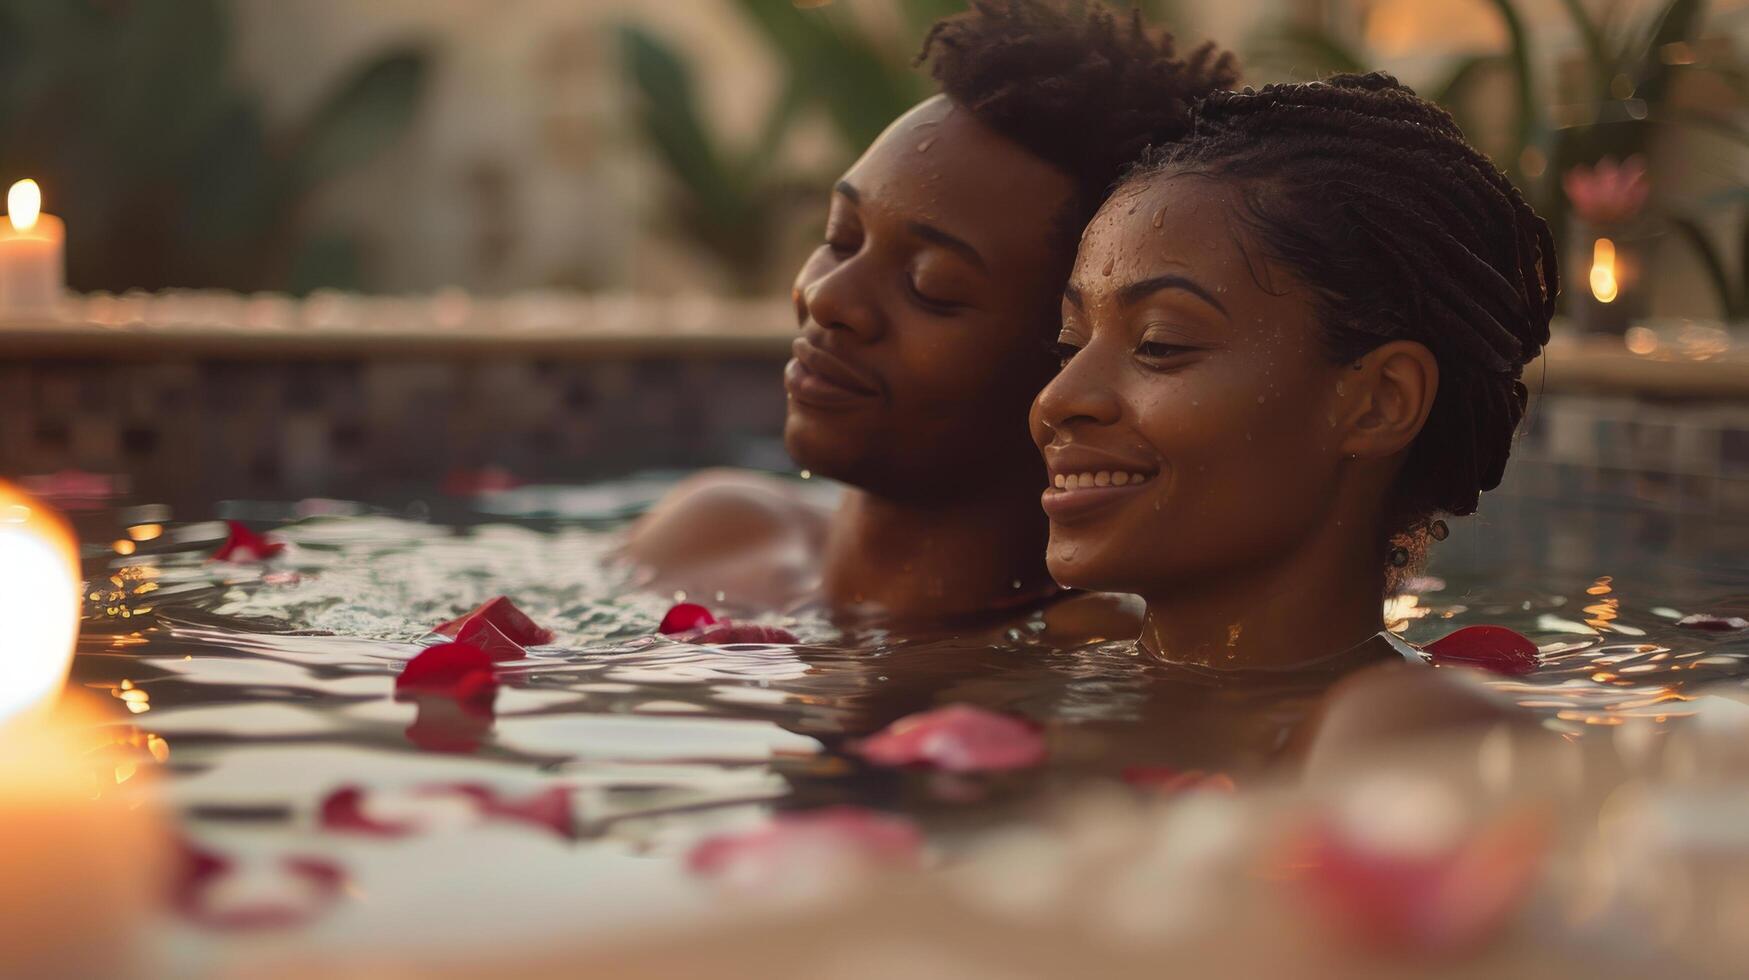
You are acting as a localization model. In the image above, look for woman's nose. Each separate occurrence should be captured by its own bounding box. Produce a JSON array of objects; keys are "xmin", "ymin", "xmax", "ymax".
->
[{"xmin": 1030, "ymin": 344, "xmax": 1123, "ymax": 445}]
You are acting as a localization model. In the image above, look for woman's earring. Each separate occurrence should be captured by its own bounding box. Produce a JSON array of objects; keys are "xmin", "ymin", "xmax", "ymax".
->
[
  {"xmin": 1388, "ymin": 545, "xmax": 1410, "ymax": 568},
  {"xmin": 1428, "ymin": 519, "xmax": 1449, "ymax": 542}
]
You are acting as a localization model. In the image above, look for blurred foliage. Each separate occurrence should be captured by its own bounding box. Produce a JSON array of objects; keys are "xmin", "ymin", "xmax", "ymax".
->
[
  {"xmin": 0, "ymin": 0, "xmax": 428, "ymax": 293},
  {"xmin": 1670, "ymin": 190, "xmax": 1749, "ymax": 318}
]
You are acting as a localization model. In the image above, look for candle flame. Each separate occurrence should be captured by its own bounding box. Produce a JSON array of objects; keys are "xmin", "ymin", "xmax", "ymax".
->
[
  {"xmin": 6, "ymin": 179, "xmax": 41, "ymax": 233},
  {"xmin": 1589, "ymin": 237, "xmax": 1619, "ymax": 304},
  {"xmin": 0, "ymin": 482, "xmax": 81, "ymax": 723}
]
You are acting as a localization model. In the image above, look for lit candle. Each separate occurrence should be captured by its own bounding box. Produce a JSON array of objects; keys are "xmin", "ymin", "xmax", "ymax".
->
[
  {"xmin": 0, "ymin": 179, "xmax": 66, "ymax": 319},
  {"xmin": 0, "ymin": 481, "xmax": 169, "ymax": 976}
]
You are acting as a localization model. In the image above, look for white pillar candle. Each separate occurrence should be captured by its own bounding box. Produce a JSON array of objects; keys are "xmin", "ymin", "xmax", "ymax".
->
[{"xmin": 0, "ymin": 179, "xmax": 66, "ymax": 319}]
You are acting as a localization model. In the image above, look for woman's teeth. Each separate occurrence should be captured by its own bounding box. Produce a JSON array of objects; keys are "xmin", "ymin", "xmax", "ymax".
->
[{"xmin": 1052, "ymin": 471, "xmax": 1151, "ymax": 490}]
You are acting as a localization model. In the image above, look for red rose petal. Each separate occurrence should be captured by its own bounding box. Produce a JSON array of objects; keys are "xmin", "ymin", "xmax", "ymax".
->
[
  {"xmin": 1677, "ymin": 613, "xmax": 1749, "ymax": 632},
  {"xmin": 169, "ymin": 839, "xmax": 346, "ymax": 931},
  {"xmin": 211, "ymin": 521, "xmax": 286, "ymax": 563},
  {"xmin": 1423, "ymin": 626, "xmax": 1540, "ymax": 676},
  {"xmin": 1122, "ymin": 766, "xmax": 1237, "ymax": 795},
  {"xmin": 418, "ymin": 783, "xmax": 575, "ymax": 840},
  {"xmin": 452, "ymin": 616, "xmax": 526, "ymax": 662},
  {"xmin": 318, "ymin": 785, "xmax": 417, "ymax": 838},
  {"xmin": 433, "ymin": 596, "xmax": 555, "ymax": 647},
  {"xmin": 687, "ymin": 806, "xmax": 923, "ymax": 880},
  {"xmin": 1291, "ymin": 810, "xmax": 1547, "ymax": 954},
  {"xmin": 658, "ymin": 602, "xmax": 718, "ymax": 634},
  {"xmin": 853, "ymin": 704, "xmax": 1046, "ymax": 773},
  {"xmin": 395, "ymin": 642, "xmax": 499, "ymax": 705},
  {"xmin": 681, "ymin": 622, "xmax": 799, "ymax": 645}
]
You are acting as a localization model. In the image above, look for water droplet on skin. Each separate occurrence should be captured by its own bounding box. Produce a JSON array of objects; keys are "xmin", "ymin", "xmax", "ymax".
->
[
  {"xmin": 1257, "ymin": 395, "xmax": 1266, "ymax": 404},
  {"xmin": 1102, "ymin": 256, "xmax": 1115, "ymax": 277},
  {"xmin": 1153, "ymin": 207, "xmax": 1165, "ymax": 228},
  {"xmin": 673, "ymin": 590, "xmax": 688, "ymax": 602},
  {"xmin": 1335, "ymin": 381, "xmax": 1345, "ymax": 396},
  {"xmin": 916, "ymin": 137, "xmax": 935, "ymax": 152},
  {"xmin": 715, "ymin": 590, "xmax": 726, "ymax": 602},
  {"xmin": 800, "ymin": 469, "xmax": 812, "ymax": 480}
]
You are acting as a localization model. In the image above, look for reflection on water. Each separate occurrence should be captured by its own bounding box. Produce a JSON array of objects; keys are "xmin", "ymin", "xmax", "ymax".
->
[{"xmin": 63, "ymin": 481, "xmax": 1749, "ymax": 959}]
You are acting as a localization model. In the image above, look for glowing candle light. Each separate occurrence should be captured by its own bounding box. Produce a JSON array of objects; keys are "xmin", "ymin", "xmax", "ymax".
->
[
  {"xmin": 0, "ymin": 480, "xmax": 80, "ymax": 723},
  {"xmin": 1589, "ymin": 237, "xmax": 1619, "ymax": 305},
  {"xmin": 0, "ymin": 481, "xmax": 169, "ymax": 976},
  {"xmin": 0, "ymin": 178, "xmax": 67, "ymax": 319}
]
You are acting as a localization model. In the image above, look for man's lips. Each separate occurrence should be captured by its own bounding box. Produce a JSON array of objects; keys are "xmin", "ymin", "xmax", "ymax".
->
[{"xmin": 785, "ymin": 339, "xmax": 881, "ymax": 408}]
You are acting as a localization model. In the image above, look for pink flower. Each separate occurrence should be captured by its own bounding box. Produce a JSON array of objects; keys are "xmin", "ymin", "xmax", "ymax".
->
[
  {"xmin": 211, "ymin": 521, "xmax": 285, "ymax": 562},
  {"xmin": 432, "ymin": 596, "xmax": 555, "ymax": 647},
  {"xmin": 687, "ymin": 807, "xmax": 923, "ymax": 883},
  {"xmin": 1423, "ymin": 626, "xmax": 1540, "ymax": 676},
  {"xmin": 1562, "ymin": 155, "xmax": 1650, "ymax": 225},
  {"xmin": 853, "ymin": 704, "xmax": 1047, "ymax": 772}
]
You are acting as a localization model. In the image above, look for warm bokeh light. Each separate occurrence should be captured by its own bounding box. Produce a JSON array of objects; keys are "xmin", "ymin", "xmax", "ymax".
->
[
  {"xmin": 0, "ymin": 481, "xmax": 81, "ymax": 723},
  {"xmin": 1589, "ymin": 237, "xmax": 1619, "ymax": 304},
  {"xmin": 6, "ymin": 179, "xmax": 41, "ymax": 233}
]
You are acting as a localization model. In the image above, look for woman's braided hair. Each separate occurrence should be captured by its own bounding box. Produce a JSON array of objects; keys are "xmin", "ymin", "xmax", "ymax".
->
[
  {"xmin": 918, "ymin": 0, "xmax": 1238, "ymax": 242},
  {"xmin": 1132, "ymin": 72, "xmax": 1558, "ymax": 523}
]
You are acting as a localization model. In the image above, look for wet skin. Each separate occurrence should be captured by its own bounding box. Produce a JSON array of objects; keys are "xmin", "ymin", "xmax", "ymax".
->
[
  {"xmin": 627, "ymin": 96, "xmax": 1135, "ymax": 632},
  {"xmin": 1031, "ymin": 173, "xmax": 1439, "ymax": 669}
]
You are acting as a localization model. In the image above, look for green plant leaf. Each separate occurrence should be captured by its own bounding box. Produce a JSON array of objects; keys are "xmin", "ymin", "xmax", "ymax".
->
[
  {"xmin": 1556, "ymin": 0, "xmax": 1615, "ymax": 96},
  {"xmin": 1668, "ymin": 213, "xmax": 1739, "ymax": 318},
  {"xmin": 289, "ymin": 46, "xmax": 429, "ymax": 192},
  {"xmin": 1478, "ymin": 0, "xmax": 1541, "ymax": 172},
  {"xmin": 1635, "ymin": 0, "xmax": 1705, "ymax": 106}
]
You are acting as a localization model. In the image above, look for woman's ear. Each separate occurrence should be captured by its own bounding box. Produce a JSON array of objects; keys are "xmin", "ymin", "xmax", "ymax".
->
[{"xmin": 1337, "ymin": 340, "xmax": 1438, "ymax": 459}]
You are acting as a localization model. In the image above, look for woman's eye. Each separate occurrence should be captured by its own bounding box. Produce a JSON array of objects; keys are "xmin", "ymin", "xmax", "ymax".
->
[
  {"xmin": 825, "ymin": 236, "xmax": 858, "ymax": 259},
  {"xmin": 1137, "ymin": 340, "xmax": 1196, "ymax": 359},
  {"xmin": 1047, "ymin": 341, "xmax": 1081, "ymax": 367}
]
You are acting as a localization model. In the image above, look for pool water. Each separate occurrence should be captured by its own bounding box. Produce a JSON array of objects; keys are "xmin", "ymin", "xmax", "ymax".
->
[{"xmin": 65, "ymin": 478, "xmax": 1749, "ymax": 966}]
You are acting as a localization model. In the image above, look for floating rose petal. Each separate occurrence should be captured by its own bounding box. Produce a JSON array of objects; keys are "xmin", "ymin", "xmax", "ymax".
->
[
  {"xmin": 433, "ymin": 596, "xmax": 554, "ymax": 647},
  {"xmin": 1423, "ymin": 626, "xmax": 1540, "ymax": 676},
  {"xmin": 680, "ymin": 622, "xmax": 799, "ymax": 645},
  {"xmin": 318, "ymin": 785, "xmax": 417, "ymax": 838},
  {"xmin": 440, "ymin": 465, "xmax": 523, "ymax": 497},
  {"xmin": 169, "ymin": 839, "xmax": 346, "ymax": 931},
  {"xmin": 1290, "ymin": 810, "xmax": 1548, "ymax": 954},
  {"xmin": 1123, "ymin": 766, "xmax": 1237, "ymax": 795},
  {"xmin": 418, "ymin": 783, "xmax": 575, "ymax": 840},
  {"xmin": 658, "ymin": 602, "xmax": 718, "ymax": 634},
  {"xmin": 853, "ymin": 704, "xmax": 1046, "ymax": 772},
  {"xmin": 211, "ymin": 521, "xmax": 285, "ymax": 562},
  {"xmin": 395, "ymin": 642, "xmax": 498, "ymax": 706},
  {"xmin": 1676, "ymin": 613, "xmax": 1749, "ymax": 632},
  {"xmin": 452, "ymin": 616, "xmax": 526, "ymax": 662},
  {"xmin": 688, "ymin": 807, "xmax": 923, "ymax": 884}
]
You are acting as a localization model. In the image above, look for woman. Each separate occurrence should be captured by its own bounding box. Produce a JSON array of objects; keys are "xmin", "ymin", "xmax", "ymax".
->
[
  {"xmin": 626, "ymin": 1, "xmax": 1236, "ymax": 625},
  {"xmin": 1033, "ymin": 73, "xmax": 1557, "ymax": 670}
]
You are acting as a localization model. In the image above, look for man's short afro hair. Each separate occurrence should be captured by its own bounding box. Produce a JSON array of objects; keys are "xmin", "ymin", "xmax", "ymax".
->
[{"xmin": 918, "ymin": 0, "xmax": 1240, "ymax": 213}]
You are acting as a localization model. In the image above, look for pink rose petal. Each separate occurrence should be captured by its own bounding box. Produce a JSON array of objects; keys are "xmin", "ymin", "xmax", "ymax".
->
[
  {"xmin": 211, "ymin": 521, "xmax": 285, "ymax": 562},
  {"xmin": 853, "ymin": 704, "xmax": 1046, "ymax": 772},
  {"xmin": 688, "ymin": 806, "xmax": 923, "ymax": 881},
  {"xmin": 1423, "ymin": 626, "xmax": 1540, "ymax": 676},
  {"xmin": 680, "ymin": 622, "xmax": 799, "ymax": 645},
  {"xmin": 433, "ymin": 596, "xmax": 555, "ymax": 647},
  {"xmin": 169, "ymin": 839, "xmax": 346, "ymax": 931},
  {"xmin": 1290, "ymin": 810, "xmax": 1548, "ymax": 954},
  {"xmin": 318, "ymin": 785, "xmax": 418, "ymax": 838}
]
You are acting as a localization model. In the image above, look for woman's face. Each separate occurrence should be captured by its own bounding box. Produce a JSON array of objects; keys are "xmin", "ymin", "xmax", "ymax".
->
[
  {"xmin": 1029, "ymin": 174, "xmax": 1357, "ymax": 597},
  {"xmin": 787, "ymin": 96, "xmax": 1077, "ymax": 503}
]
